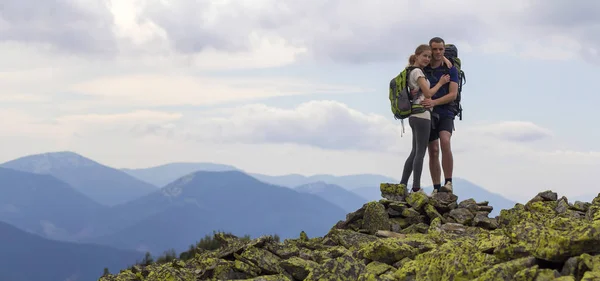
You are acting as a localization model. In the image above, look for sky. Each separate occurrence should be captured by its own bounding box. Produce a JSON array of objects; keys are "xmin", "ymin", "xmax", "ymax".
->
[{"xmin": 0, "ymin": 0, "xmax": 599, "ymax": 202}]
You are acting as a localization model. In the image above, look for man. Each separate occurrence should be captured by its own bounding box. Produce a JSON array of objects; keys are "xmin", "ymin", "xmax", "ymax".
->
[{"xmin": 421, "ymin": 37, "xmax": 459, "ymax": 194}]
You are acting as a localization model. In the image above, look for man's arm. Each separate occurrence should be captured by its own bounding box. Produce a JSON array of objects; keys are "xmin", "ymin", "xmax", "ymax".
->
[
  {"xmin": 431, "ymin": 66, "xmax": 459, "ymax": 106},
  {"xmin": 432, "ymin": 81, "xmax": 457, "ymax": 105}
]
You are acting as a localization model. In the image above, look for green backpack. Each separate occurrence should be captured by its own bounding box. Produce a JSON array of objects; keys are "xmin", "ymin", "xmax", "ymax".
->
[
  {"xmin": 389, "ymin": 66, "xmax": 417, "ymax": 120},
  {"xmin": 389, "ymin": 66, "xmax": 428, "ymax": 136}
]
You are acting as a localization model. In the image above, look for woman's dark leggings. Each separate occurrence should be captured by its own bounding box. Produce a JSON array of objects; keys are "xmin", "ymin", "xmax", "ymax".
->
[{"xmin": 400, "ymin": 116, "xmax": 431, "ymax": 191}]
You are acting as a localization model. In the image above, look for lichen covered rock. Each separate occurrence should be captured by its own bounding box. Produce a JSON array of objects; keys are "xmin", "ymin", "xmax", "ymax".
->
[
  {"xmin": 99, "ymin": 190, "xmax": 600, "ymax": 281},
  {"xmin": 362, "ymin": 201, "xmax": 390, "ymax": 235},
  {"xmin": 380, "ymin": 183, "xmax": 407, "ymax": 202}
]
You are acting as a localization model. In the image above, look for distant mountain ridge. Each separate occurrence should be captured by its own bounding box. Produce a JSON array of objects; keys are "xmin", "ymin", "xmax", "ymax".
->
[
  {"xmin": 118, "ymin": 160, "xmax": 515, "ymax": 217},
  {"xmin": 0, "ymin": 151, "xmax": 521, "ymax": 281},
  {"xmin": 294, "ymin": 181, "xmax": 368, "ymax": 213},
  {"xmin": 0, "ymin": 167, "xmax": 105, "ymax": 241},
  {"xmin": 84, "ymin": 170, "xmax": 348, "ymax": 254},
  {"xmin": 1, "ymin": 151, "xmax": 157, "ymax": 206},
  {"xmin": 0, "ymin": 220, "xmax": 142, "ymax": 281},
  {"xmin": 121, "ymin": 162, "xmax": 238, "ymax": 187},
  {"xmin": 120, "ymin": 161, "xmax": 399, "ymax": 190},
  {"xmin": 250, "ymin": 173, "xmax": 399, "ymax": 190}
]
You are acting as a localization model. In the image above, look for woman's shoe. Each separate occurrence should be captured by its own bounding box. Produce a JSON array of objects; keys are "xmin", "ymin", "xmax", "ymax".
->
[{"xmin": 411, "ymin": 187, "xmax": 427, "ymax": 196}]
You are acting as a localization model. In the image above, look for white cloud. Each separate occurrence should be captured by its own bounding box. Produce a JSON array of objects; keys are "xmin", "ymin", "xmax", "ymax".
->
[
  {"xmin": 119, "ymin": 102, "xmax": 558, "ymax": 154},
  {"xmin": 1, "ymin": 0, "xmax": 598, "ymax": 114},
  {"xmin": 466, "ymin": 121, "xmax": 553, "ymax": 142},
  {"xmin": 55, "ymin": 110, "xmax": 182, "ymax": 124},
  {"xmin": 0, "ymin": 0, "xmax": 116, "ymax": 55},
  {"xmin": 67, "ymin": 74, "xmax": 366, "ymax": 108},
  {"xmin": 51, "ymin": 101, "xmax": 403, "ymax": 152},
  {"xmin": 0, "ymin": 94, "xmax": 50, "ymax": 103},
  {"xmin": 40, "ymin": 101, "xmax": 558, "ymax": 155},
  {"xmin": 180, "ymin": 101, "xmax": 403, "ymax": 151},
  {"xmin": 0, "ymin": 65, "xmax": 68, "ymax": 97},
  {"xmin": 3, "ymin": 0, "xmax": 598, "ymax": 65},
  {"xmin": 517, "ymin": 35, "xmax": 583, "ymax": 61},
  {"xmin": 128, "ymin": 0, "xmax": 600, "ymax": 64},
  {"xmin": 108, "ymin": 0, "xmax": 168, "ymax": 48},
  {"xmin": 178, "ymin": 32, "xmax": 308, "ymax": 70},
  {"xmin": 0, "ymin": 40, "xmax": 360, "ymax": 112},
  {"xmin": 0, "ymin": 109, "xmax": 61, "ymax": 137}
]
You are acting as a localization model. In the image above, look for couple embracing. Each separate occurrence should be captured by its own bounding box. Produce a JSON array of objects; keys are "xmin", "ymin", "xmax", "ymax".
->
[{"xmin": 396, "ymin": 37, "xmax": 461, "ymax": 196}]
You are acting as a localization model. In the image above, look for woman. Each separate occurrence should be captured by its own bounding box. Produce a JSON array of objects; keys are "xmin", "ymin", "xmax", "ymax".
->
[{"xmin": 399, "ymin": 44, "xmax": 450, "ymax": 194}]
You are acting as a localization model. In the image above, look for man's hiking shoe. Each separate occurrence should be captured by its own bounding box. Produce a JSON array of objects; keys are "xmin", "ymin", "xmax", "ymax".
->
[
  {"xmin": 430, "ymin": 189, "xmax": 438, "ymax": 196},
  {"xmin": 440, "ymin": 181, "xmax": 453, "ymax": 193}
]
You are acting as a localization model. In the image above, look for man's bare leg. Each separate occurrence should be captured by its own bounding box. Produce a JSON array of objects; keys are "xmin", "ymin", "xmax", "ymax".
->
[
  {"xmin": 439, "ymin": 131, "xmax": 453, "ymax": 192},
  {"xmin": 428, "ymin": 140, "xmax": 441, "ymax": 186}
]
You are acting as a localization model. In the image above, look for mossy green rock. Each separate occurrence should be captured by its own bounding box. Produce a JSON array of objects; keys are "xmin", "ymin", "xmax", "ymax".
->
[
  {"xmin": 504, "ymin": 216, "xmax": 600, "ymax": 262},
  {"xmin": 235, "ymin": 246, "xmax": 283, "ymax": 275},
  {"xmin": 429, "ymin": 192, "xmax": 459, "ymax": 212},
  {"xmin": 362, "ymin": 202, "xmax": 390, "ymax": 234},
  {"xmin": 279, "ymin": 257, "xmax": 317, "ymax": 280},
  {"xmin": 394, "ymin": 238, "xmax": 498, "ymax": 280},
  {"xmin": 357, "ymin": 238, "xmax": 422, "ymax": 265},
  {"xmin": 448, "ymin": 207, "xmax": 475, "ymax": 225},
  {"xmin": 424, "ymin": 203, "xmax": 445, "ymax": 223},
  {"xmin": 232, "ymin": 274, "xmax": 292, "ymax": 280},
  {"xmin": 380, "ymin": 183, "xmax": 407, "ymax": 202},
  {"xmin": 303, "ymin": 252, "xmax": 366, "ymax": 281},
  {"xmin": 99, "ymin": 190, "xmax": 600, "ymax": 281},
  {"xmin": 513, "ymin": 265, "xmax": 561, "ymax": 280},
  {"xmin": 325, "ymin": 228, "xmax": 379, "ymax": 249},
  {"xmin": 365, "ymin": 261, "xmax": 395, "ymax": 276},
  {"xmin": 473, "ymin": 256, "xmax": 537, "ymax": 280},
  {"xmin": 406, "ymin": 191, "xmax": 429, "ymax": 211},
  {"xmin": 587, "ymin": 194, "xmax": 600, "ymax": 221}
]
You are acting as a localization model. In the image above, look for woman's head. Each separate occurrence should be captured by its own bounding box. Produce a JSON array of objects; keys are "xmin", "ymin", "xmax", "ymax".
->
[{"xmin": 408, "ymin": 44, "xmax": 432, "ymax": 67}]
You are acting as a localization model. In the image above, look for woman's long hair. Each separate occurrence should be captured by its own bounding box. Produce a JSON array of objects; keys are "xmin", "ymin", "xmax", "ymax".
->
[{"xmin": 408, "ymin": 44, "xmax": 431, "ymax": 67}]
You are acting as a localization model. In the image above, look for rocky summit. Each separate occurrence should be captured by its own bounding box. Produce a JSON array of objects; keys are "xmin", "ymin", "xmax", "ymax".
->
[{"xmin": 99, "ymin": 184, "xmax": 600, "ymax": 281}]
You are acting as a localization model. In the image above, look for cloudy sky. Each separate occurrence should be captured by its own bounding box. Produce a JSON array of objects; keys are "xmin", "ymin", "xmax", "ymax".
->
[{"xmin": 1, "ymin": 0, "xmax": 598, "ymax": 202}]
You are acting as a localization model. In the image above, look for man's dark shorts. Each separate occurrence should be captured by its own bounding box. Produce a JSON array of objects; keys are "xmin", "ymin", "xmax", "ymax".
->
[{"xmin": 429, "ymin": 114, "xmax": 454, "ymax": 142}]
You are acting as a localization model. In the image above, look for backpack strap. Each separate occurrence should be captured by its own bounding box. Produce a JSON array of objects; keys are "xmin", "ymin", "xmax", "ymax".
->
[{"xmin": 404, "ymin": 66, "xmax": 418, "ymax": 98}]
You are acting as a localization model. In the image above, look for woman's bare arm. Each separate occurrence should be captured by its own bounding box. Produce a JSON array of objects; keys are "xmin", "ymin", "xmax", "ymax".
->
[{"xmin": 417, "ymin": 76, "xmax": 448, "ymax": 98}]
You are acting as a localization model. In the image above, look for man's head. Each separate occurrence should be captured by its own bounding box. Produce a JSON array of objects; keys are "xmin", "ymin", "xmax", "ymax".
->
[{"xmin": 429, "ymin": 37, "xmax": 445, "ymax": 62}]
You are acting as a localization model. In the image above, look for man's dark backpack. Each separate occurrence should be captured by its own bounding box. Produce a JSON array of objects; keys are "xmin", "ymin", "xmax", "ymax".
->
[{"xmin": 443, "ymin": 44, "xmax": 467, "ymax": 120}]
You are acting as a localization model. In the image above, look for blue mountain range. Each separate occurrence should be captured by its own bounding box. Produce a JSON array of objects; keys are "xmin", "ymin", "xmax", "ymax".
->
[{"xmin": 0, "ymin": 151, "xmax": 521, "ymax": 281}]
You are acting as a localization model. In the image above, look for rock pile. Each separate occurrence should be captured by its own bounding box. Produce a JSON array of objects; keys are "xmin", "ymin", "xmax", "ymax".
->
[
  {"xmin": 99, "ymin": 184, "xmax": 600, "ymax": 281},
  {"xmin": 335, "ymin": 183, "xmax": 499, "ymax": 236}
]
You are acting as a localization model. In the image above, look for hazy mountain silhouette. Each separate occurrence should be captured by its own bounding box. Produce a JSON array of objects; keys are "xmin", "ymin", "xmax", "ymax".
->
[
  {"xmin": 351, "ymin": 186, "xmax": 385, "ymax": 204},
  {"xmin": 0, "ymin": 152, "xmax": 522, "ymax": 280},
  {"xmin": 121, "ymin": 162, "xmax": 238, "ymax": 187},
  {"xmin": 294, "ymin": 181, "xmax": 368, "ymax": 212},
  {"xmin": 0, "ymin": 220, "xmax": 142, "ymax": 281},
  {"xmin": 248, "ymin": 173, "xmax": 399, "ymax": 190},
  {"xmin": 114, "ymin": 160, "xmax": 516, "ymax": 218},
  {"xmin": 0, "ymin": 167, "xmax": 104, "ymax": 241},
  {"xmin": 120, "ymin": 161, "xmax": 398, "ymax": 191},
  {"xmin": 85, "ymin": 170, "xmax": 347, "ymax": 254},
  {"xmin": 1, "ymin": 151, "xmax": 157, "ymax": 206}
]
